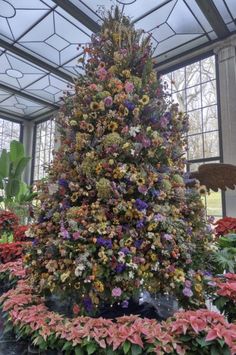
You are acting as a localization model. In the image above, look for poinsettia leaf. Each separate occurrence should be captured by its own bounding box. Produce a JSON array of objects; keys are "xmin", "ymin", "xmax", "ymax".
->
[
  {"xmin": 75, "ymin": 347, "xmax": 84, "ymax": 355},
  {"xmin": 196, "ymin": 337, "xmax": 209, "ymax": 347},
  {"xmin": 86, "ymin": 342, "xmax": 97, "ymax": 355},
  {"xmin": 131, "ymin": 344, "xmax": 143, "ymax": 355},
  {"xmin": 213, "ymin": 296, "xmax": 228, "ymax": 310},
  {"xmin": 211, "ymin": 345, "xmax": 221, "ymax": 355},
  {"xmin": 62, "ymin": 341, "xmax": 73, "ymax": 351},
  {"xmin": 123, "ymin": 341, "xmax": 131, "ymax": 354}
]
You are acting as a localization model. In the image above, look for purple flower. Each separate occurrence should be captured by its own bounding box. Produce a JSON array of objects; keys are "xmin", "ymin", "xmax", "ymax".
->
[
  {"xmin": 150, "ymin": 188, "xmax": 160, "ymax": 197},
  {"xmin": 150, "ymin": 115, "xmax": 158, "ymax": 124},
  {"xmin": 154, "ymin": 213, "xmax": 165, "ymax": 222},
  {"xmin": 159, "ymin": 115, "xmax": 169, "ymax": 128},
  {"xmin": 83, "ymin": 297, "xmax": 93, "ymax": 312},
  {"xmin": 163, "ymin": 233, "xmax": 172, "ymax": 241},
  {"xmin": 183, "ymin": 287, "xmax": 193, "ymax": 297},
  {"xmin": 58, "ymin": 179, "xmax": 68, "ymax": 188},
  {"xmin": 124, "ymin": 100, "xmax": 135, "ymax": 111},
  {"xmin": 134, "ymin": 240, "xmax": 143, "ymax": 248},
  {"xmin": 104, "ymin": 96, "xmax": 113, "ymax": 107},
  {"xmin": 116, "ymin": 264, "xmax": 126, "ymax": 273},
  {"xmin": 185, "ymin": 280, "xmax": 192, "ymax": 288},
  {"xmin": 138, "ymin": 185, "xmax": 148, "ymax": 194},
  {"xmin": 121, "ymin": 300, "xmax": 129, "ymax": 308},
  {"xmin": 120, "ymin": 247, "xmax": 130, "ymax": 255},
  {"xmin": 97, "ymin": 237, "xmax": 112, "ymax": 249},
  {"xmin": 135, "ymin": 199, "xmax": 148, "ymax": 211},
  {"xmin": 112, "ymin": 287, "xmax": 122, "ymax": 297},
  {"xmin": 60, "ymin": 225, "xmax": 70, "ymax": 239},
  {"xmin": 207, "ymin": 215, "xmax": 215, "ymax": 224},
  {"xmin": 136, "ymin": 220, "xmax": 145, "ymax": 229}
]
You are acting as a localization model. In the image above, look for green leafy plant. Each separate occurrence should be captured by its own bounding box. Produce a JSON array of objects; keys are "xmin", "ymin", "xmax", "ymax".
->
[
  {"xmin": 0, "ymin": 140, "xmax": 37, "ymax": 221},
  {"xmin": 212, "ymin": 249, "xmax": 236, "ymax": 273}
]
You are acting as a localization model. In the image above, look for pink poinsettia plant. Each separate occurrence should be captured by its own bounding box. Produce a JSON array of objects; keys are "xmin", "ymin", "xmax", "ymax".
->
[
  {"xmin": 213, "ymin": 273, "xmax": 236, "ymax": 322},
  {"xmin": 0, "ymin": 261, "xmax": 236, "ymax": 354}
]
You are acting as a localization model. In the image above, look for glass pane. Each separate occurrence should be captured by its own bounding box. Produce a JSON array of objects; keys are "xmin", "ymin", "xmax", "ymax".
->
[
  {"xmin": 171, "ymin": 68, "xmax": 185, "ymax": 91},
  {"xmin": 203, "ymin": 131, "xmax": 219, "ymax": 158},
  {"xmin": 172, "ymin": 90, "xmax": 186, "ymax": 111},
  {"xmin": 188, "ymin": 134, "xmax": 204, "ymax": 160},
  {"xmin": 0, "ymin": 117, "xmax": 20, "ymax": 153},
  {"xmin": 33, "ymin": 119, "xmax": 55, "ymax": 181},
  {"xmin": 201, "ymin": 56, "xmax": 216, "ymax": 82},
  {"xmin": 186, "ymin": 85, "xmax": 201, "ymax": 111},
  {"xmin": 168, "ymin": 0, "xmax": 203, "ymax": 34},
  {"xmin": 205, "ymin": 191, "xmax": 222, "ymax": 217},
  {"xmin": 202, "ymin": 81, "xmax": 216, "ymax": 107},
  {"xmin": 186, "ymin": 62, "xmax": 200, "ymax": 87},
  {"xmin": 202, "ymin": 105, "xmax": 218, "ymax": 132},
  {"xmin": 188, "ymin": 109, "xmax": 202, "ymax": 134}
]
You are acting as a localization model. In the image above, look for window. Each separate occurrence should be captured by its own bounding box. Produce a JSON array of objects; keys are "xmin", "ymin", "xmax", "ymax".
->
[
  {"xmin": 0, "ymin": 118, "xmax": 21, "ymax": 153},
  {"xmin": 162, "ymin": 55, "xmax": 222, "ymax": 217},
  {"xmin": 33, "ymin": 119, "xmax": 55, "ymax": 181}
]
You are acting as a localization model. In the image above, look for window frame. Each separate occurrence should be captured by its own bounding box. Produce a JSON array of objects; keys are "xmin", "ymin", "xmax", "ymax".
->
[
  {"xmin": 158, "ymin": 51, "xmax": 225, "ymax": 217},
  {"xmin": 31, "ymin": 117, "xmax": 55, "ymax": 183}
]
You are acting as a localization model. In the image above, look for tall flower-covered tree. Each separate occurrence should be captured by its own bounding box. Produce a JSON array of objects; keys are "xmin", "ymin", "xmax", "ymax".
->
[{"xmin": 25, "ymin": 8, "xmax": 213, "ymax": 315}]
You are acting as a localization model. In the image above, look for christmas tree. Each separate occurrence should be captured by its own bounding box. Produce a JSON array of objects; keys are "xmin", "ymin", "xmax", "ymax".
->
[{"xmin": 25, "ymin": 7, "xmax": 213, "ymax": 316}]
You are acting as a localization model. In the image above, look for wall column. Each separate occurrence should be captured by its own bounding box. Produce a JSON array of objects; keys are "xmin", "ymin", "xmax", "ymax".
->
[
  {"xmin": 22, "ymin": 120, "xmax": 34, "ymax": 185},
  {"xmin": 215, "ymin": 34, "xmax": 236, "ymax": 216}
]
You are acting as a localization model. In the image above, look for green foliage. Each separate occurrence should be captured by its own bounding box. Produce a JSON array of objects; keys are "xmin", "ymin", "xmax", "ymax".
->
[
  {"xmin": 0, "ymin": 140, "xmax": 30, "ymax": 200},
  {"xmin": 211, "ymin": 248, "xmax": 236, "ymax": 273},
  {"xmin": 0, "ymin": 140, "xmax": 36, "ymax": 221}
]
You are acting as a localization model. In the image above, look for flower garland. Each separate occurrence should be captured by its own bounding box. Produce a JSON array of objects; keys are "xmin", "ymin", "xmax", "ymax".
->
[{"xmin": 0, "ymin": 262, "xmax": 236, "ymax": 354}]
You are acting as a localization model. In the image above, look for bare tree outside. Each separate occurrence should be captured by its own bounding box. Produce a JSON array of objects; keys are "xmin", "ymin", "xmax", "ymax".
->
[
  {"xmin": 162, "ymin": 56, "xmax": 222, "ymax": 217},
  {"xmin": 0, "ymin": 118, "xmax": 21, "ymax": 153}
]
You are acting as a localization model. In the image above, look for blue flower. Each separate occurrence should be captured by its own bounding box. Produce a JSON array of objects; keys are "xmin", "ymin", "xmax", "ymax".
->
[
  {"xmin": 135, "ymin": 198, "xmax": 148, "ymax": 211},
  {"xmin": 124, "ymin": 100, "xmax": 135, "ymax": 111},
  {"xmin": 58, "ymin": 179, "xmax": 69, "ymax": 188}
]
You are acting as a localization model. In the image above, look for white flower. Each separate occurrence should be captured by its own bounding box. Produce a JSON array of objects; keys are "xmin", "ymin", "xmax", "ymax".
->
[
  {"xmin": 129, "ymin": 271, "xmax": 134, "ymax": 279},
  {"xmin": 129, "ymin": 125, "xmax": 141, "ymax": 137},
  {"xmin": 75, "ymin": 264, "xmax": 85, "ymax": 277},
  {"xmin": 48, "ymin": 183, "xmax": 59, "ymax": 195}
]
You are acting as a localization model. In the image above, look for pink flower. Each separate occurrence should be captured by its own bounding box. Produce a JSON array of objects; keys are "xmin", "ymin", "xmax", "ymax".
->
[
  {"xmin": 112, "ymin": 287, "xmax": 122, "ymax": 297},
  {"xmin": 125, "ymin": 82, "xmax": 134, "ymax": 93},
  {"xmin": 104, "ymin": 96, "xmax": 113, "ymax": 107},
  {"xmin": 97, "ymin": 67, "xmax": 107, "ymax": 81}
]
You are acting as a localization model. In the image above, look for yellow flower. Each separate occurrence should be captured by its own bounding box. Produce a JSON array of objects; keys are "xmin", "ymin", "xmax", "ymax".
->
[
  {"xmin": 150, "ymin": 253, "xmax": 158, "ymax": 261},
  {"xmin": 60, "ymin": 271, "xmax": 70, "ymax": 283},
  {"xmin": 147, "ymin": 222, "xmax": 157, "ymax": 231},
  {"xmin": 95, "ymin": 163, "xmax": 102, "ymax": 174},
  {"xmin": 108, "ymin": 121, "xmax": 118, "ymax": 131},
  {"xmin": 90, "ymin": 101, "xmax": 100, "ymax": 110},
  {"xmin": 70, "ymin": 120, "xmax": 77, "ymax": 126},
  {"xmin": 71, "ymin": 192, "xmax": 80, "ymax": 202},
  {"xmin": 139, "ymin": 95, "xmax": 150, "ymax": 105},
  {"xmin": 173, "ymin": 269, "xmax": 185, "ymax": 283},
  {"xmin": 195, "ymin": 283, "xmax": 203, "ymax": 293},
  {"xmin": 94, "ymin": 280, "xmax": 104, "ymax": 293},
  {"xmin": 122, "ymin": 70, "xmax": 131, "ymax": 78}
]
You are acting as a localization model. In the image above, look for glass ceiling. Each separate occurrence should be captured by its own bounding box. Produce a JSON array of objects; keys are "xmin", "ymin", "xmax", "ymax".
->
[{"xmin": 0, "ymin": 0, "xmax": 235, "ymax": 120}]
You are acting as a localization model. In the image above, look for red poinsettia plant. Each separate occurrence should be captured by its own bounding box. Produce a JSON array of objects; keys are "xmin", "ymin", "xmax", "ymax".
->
[
  {"xmin": 0, "ymin": 210, "xmax": 19, "ymax": 242},
  {"xmin": 215, "ymin": 217, "xmax": 236, "ymax": 236},
  {"xmin": 0, "ymin": 243, "xmax": 25, "ymax": 263},
  {"xmin": 13, "ymin": 225, "xmax": 29, "ymax": 241}
]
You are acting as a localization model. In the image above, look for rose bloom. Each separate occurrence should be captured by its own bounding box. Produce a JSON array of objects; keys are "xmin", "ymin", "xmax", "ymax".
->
[
  {"xmin": 112, "ymin": 287, "xmax": 122, "ymax": 297},
  {"xmin": 104, "ymin": 96, "xmax": 113, "ymax": 107},
  {"xmin": 124, "ymin": 81, "xmax": 134, "ymax": 93}
]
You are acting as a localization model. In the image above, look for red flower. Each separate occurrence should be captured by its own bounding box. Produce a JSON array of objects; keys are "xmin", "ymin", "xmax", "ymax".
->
[
  {"xmin": 215, "ymin": 217, "xmax": 236, "ymax": 236},
  {"xmin": 0, "ymin": 211, "xmax": 19, "ymax": 235},
  {"xmin": 13, "ymin": 225, "xmax": 28, "ymax": 241}
]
